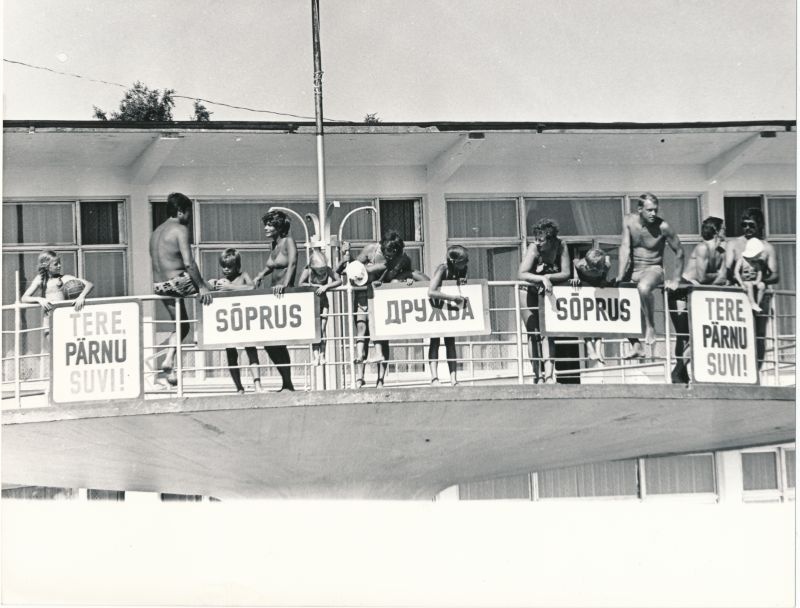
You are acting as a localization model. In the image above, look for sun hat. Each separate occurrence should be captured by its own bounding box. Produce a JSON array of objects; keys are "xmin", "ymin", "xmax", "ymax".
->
[{"xmin": 344, "ymin": 260, "xmax": 369, "ymax": 286}]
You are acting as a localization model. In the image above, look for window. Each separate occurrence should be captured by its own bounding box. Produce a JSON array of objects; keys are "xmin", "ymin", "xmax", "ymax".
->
[
  {"xmin": 3, "ymin": 199, "xmax": 128, "ymax": 383},
  {"xmin": 458, "ymin": 474, "xmax": 531, "ymax": 500},
  {"xmin": 528, "ymin": 197, "xmax": 623, "ymax": 237},
  {"xmin": 642, "ymin": 454, "xmax": 716, "ymax": 496},
  {"xmin": 536, "ymin": 460, "xmax": 639, "ymax": 499},
  {"xmin": 741, "ymin": 446, "xmax": 795, "ymax": 502}
]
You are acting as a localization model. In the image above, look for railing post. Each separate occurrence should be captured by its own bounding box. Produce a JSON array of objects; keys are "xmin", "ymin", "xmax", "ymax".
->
[
  {"xmin": 14, "ymin": 271, "xmax": 22, "ymax": 408},
  {"xmin": 769, "ymin": 290, "xmax": 780, "ymax": 385},
  {"xmin": 513, "ymin": 283, "xmax": 524, "ymax": 385},
  {"xmin": 346, "ymin": 283, "xmax": 356, "ymax": 389},
  {"xmin": 175, "ymin": 297, "xmax": 183, "ymax": 397},
  {"xmin": 662, "ymin": 287, "xmax": 672, "ymax": 383}
]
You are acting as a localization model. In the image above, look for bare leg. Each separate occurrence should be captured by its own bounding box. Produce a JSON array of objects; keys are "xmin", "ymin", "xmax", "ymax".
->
[
  {"xmin": 317, "ymin": 315, "xmax": 328, "ymax": 364},
  {"xmin": 265, "ymin": 345, "xmax": 294, "ymax": 391},
  {"xmin": 354, "ymin": 314, "xmax": 369, "ymax": 387},
  {"xmin": 159, "ymin": 298, "xmax": 191, "ymax": 385},
  {"xmin": 627, "ymin": 271, "xmax": 661, "ymax": 359},
  {"xmin": 225, "ymin": 347, "xmax": 245, "ymax": 393},
  {"xmin": 244, "ymin": 346, "xmax": 262, "ymax": 391},
  {"xmin": 375, "ymin": 340, "xmax": 390, "ymax": 386},
  {"xmin": 668, "ymin": 291, "xmax": 690, "ymax": 383},
  {"xmin": 525, "ymin": 313, "xmax": 543, "ymax": 382},
  {"xmin": 543, "ymin": 337, "xmax": 556, "ymax": 383},
  {"xmin": 443, "ymin": 337, "xmax": 458, "ymax": 385},
  {"xmin": 428, "ymin": 337, "xmax": 441, "ymax": 383}
]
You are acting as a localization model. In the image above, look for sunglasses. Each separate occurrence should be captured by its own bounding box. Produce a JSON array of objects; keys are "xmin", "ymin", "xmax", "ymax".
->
[{"xmin": 740, "ymin": 221, "xmax": 758, "ymax": 228}]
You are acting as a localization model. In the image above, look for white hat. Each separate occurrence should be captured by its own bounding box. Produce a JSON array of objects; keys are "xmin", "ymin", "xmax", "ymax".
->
[
  {"xmin": 345, "ymin": 260, "xmax": 369, "ymax": 286},
  {"xmin": 743, "ymin": 238, "xmax": 765, "ymax": 258}
]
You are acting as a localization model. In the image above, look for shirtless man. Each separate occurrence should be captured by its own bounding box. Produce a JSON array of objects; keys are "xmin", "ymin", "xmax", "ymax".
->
[
  {"xmin": 149, "ymin": 192, "xmax": 213, "ymax": 385},
  {"xmin": 667, "ymin": 216, "xmax": 726, "ymax": 382},
  {"xmin": 724, "ymin": 208, "xmax": 779, "ymax": 369},
  {"xmin": 617, "ymin": 193, "xmax": 684, "ymax": 358}
]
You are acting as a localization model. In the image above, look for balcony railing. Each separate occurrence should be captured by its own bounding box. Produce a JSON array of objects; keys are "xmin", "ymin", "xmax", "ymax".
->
[{"xmin": 2, "ymin": 281, "xmax": 795, "ymax": 408}]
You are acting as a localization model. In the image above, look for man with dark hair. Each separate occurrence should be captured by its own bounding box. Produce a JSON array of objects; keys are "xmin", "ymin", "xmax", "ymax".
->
[
  {"xmin": 667, "ymin": 216, "xmax": 726, "ymax": 382},
  {"xmin": 724, "ymin": 207, "xmax": 779, "ymax": 368},
  {"xmin": 150, "ymin": 192, "xmax": 213, "ymax": 385},
  {"xmin": 617, "ymin": 193, "xmax": 684, "ymax": 358}
]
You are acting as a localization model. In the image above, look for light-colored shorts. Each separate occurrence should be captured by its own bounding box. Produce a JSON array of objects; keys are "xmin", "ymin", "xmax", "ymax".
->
[{"xmin": 630, "ymin": 265, "xmax": 665, "ymax": 285}]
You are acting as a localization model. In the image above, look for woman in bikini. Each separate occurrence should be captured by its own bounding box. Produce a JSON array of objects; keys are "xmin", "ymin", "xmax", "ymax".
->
[
  {"xmin": 254, "ymin": 210, "xmax": 296, "ymax": 391},
  {"xmin": 518, "ymin": 218, "xmax": 571, "ymax": 384}
]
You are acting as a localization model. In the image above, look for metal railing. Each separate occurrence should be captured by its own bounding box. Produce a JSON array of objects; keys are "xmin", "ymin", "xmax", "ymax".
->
[{"xmin": 2, "ymin": 282, "xmax": 795, "ymax": 408}]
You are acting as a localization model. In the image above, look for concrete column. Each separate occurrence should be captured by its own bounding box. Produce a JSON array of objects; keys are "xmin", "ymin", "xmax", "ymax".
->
[
  {"xmin": 129, "ymin": 185, "xmax": 152, "ymax": 297},
  {"xmin": 704, "ymin": 184, "xmax": 726, "ymax": 221},
  {"xmin": 423, "ymin": 182, "xmax": 447, "ymax": 276},
  {"xmin": 716, "ymin": 449, "xmax": 744, "ymax": 504}
]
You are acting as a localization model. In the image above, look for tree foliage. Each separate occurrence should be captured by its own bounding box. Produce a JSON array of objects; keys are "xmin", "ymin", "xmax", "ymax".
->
[
  {"xmin": 192, "ymin": 100, "xmax": 212, "ymax": 122},
  {"xmin": 93, "ymin": 81, "xmax": 175, "ymax": 121},
  {"xmin": 364, "ymin": 113, "xmax": 381, "ymax": 124}
]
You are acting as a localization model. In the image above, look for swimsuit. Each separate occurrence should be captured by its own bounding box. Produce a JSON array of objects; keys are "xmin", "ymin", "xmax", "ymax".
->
[
  {"xmin": 525, "ymin": 239, "xmax": 565, "ymax": 332},
  {"xmin": 630, "ymin": 264, "xmax": 665, "ymax": 284},
  {"xmin": 153, "ymin": 271, "xmax": 198, "ymax": 297}
]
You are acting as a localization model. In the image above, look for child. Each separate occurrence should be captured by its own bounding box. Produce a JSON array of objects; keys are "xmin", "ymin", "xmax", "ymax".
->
[
  {"xmin": 570, "ymin": 248, "xmax": 612, "ymax": 363},
  {"xmin": 21, "ymin": 250, "xmax": 94, "ymax": 316},
  {"xmin": 427, "ymin": 245, "xmax": 469, "ymax": 386},
  {"xmin": 734, "ymin": 238, "xmax": 768, "ymax": 312},
  {"xmin": 298, "ymin": 248, "xmax": 342, "ymax": 364},
  {"xmin": 213, "ymin": 248, "xmax": 262, "ymax": 394}
]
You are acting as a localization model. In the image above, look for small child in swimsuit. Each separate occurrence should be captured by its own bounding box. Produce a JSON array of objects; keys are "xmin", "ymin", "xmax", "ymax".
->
[
  {"xmin": 298, "ymin": 248, "xmax": 342, "ymax": 364},
  {"xmin": 570, "ymin": 248, "xmax": 612, "ymax": 363},
  {"xmin": 21, "ymin": 249, "xmax": 94, "ymax": 322},
  {"xmin": 212, "ymin": 248, "xmax": 262, "ymax": 393},
  {"xmin": 735, "ymin": 238, "xmax": 768, "ymax": 313}
]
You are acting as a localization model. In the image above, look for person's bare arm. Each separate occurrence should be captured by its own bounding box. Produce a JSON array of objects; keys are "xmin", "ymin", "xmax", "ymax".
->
[
  {"xmin": 71, "ymin": 277, "xmax": 94, "ymax": 311},
  {"xmin": 298, "ymin": 268, "xmax": 312, "ymax": 287},
  {"xmin": 316, "ymin": 268, "xmax": 342, "ymax": 296},
  {"xmin": 663, "ymin": 222, "xmax": 684, "ymax": 289},
  {"xmin": 428, "ymin": 265, "xmax": 462, "ymax": 304},
  {"xmin": 20, "ymin": 275, "xmax": 50, "ymax": 311},
  {"xmin": 763, "ymin": 243, "xmax": 779, "ymax": 285},
  {"xmin": 690, "ymin": 243, "xmax": 712, "ymax": 285},
  {"xmin": 176, "ymin": 226, "xmax": 212, "ymax": 304},
  {"xmin": 733, "ymin": 257, "xmax": 745, "ymax": 287},
  {"xmin": 518, "ymin": 243, "xmax": 552, "ymax": 291},
  {"xmin": 724, "ymin": 240, "xmax": 739, "ymax": 285},
  {"xmin": 616, "ymin": 217, "xmax": 632, "ymax": 282}
]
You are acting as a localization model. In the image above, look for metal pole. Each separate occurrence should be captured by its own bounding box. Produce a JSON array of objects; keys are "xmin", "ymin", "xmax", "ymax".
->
[
  {"xmin": 346, "ymin": 283, "xmax": 356, "ymax": 389},
  {"xmin": 311, "ymin": 0, "xmax": 328, "ymax": 262},
  {"xmin": 662, "ymin": 288, "xmax": 672, "ymax": 383},
  {"xmin": 14, "ymin": 271, "xmax": 21, "ymax": 407},
  {"xmin": 769, "ymin": 291, "xmax": 780, "ymax": 385},
  {"xmin": 514, "ymin": 284, "xmax": 524, "ymax": 385},
  {"xmin": 175, "ymin": 298, "xmax": 183, "ymax": 397}
]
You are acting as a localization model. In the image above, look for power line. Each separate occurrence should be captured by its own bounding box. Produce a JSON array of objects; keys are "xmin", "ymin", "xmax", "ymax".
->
[{"xmin": 4, "ymin": 58, "xmax": 350, "ymax": 122}]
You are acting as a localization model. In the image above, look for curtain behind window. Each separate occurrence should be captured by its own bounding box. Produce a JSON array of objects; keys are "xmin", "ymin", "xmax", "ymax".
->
[
  {"xmin": 741, "ymin": 452, "xmax": 779, "ymax": 491},
  {"xmin": 538, "ymin": 460, "xmax": 638, "ymax": 498},
  {"xmin": 644, "ymin": 454, "xmax": 715, "ymax": 494},
  {"xmin": 459, "ymin": 474, "xmax": 530, "ymax": 500}
]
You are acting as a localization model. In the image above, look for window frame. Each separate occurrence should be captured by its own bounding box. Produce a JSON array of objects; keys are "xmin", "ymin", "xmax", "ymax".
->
[
  {"xmin": 2, "ymin": 197, "xmax": 130, "ymax": 297},
  {"xmin": 740, "ymin": 443, "xmax": 795, "ymax": 503},
  {"xmin": 638, "ymin": 452, "xmax": 718, "ymax": 503}
]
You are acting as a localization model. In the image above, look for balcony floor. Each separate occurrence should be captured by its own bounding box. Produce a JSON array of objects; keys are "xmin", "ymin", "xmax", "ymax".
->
[{"xmin": 2, "ymin": 384, "xmax": 795, "ymax": 499}]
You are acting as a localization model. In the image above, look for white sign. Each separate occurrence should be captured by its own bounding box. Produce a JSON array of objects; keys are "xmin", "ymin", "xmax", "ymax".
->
[
  {"xmin": 539, "ymin": 285, "xmax": 643, "ymax": 337},
  {"xmin": 690, "ymin": 288, "xmax": 758, "ymax": 384},
  {"xmin": 197, "ymin": 288, "xmax": 320, "ymax": 349},
  {"xmin": 50, "ymin": 300, "xmax": 143, "ymax": 404},
  {"xmin": 368, "ymin": 281, "xmax": 491, "ymax": 340}
]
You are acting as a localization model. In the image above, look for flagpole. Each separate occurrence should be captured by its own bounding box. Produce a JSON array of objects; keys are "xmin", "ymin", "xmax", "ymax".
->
[{"xmin": 311, "ymin": 0, "xmax": 328, "ymax": 258}]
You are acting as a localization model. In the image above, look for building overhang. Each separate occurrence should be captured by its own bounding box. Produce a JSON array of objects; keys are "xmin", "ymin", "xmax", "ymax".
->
[{"xmin": 2, "ymin": 384, "xmax": 794, "ymax": 500}]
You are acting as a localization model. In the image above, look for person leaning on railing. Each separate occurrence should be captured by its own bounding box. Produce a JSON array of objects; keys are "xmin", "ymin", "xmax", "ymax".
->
[
  {"xmin": 518, "ymin": 218, "xmax": 571, "ymax": 384},
  {"xmin": 667, "ymin": 216, "xmax": 727, "ymax": 383},
  {"xmin": 723, "ymin": 208, "xmax": 780, "ymax": 370}
]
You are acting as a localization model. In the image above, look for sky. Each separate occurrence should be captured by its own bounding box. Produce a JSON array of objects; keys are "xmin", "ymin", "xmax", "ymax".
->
[{"xmin": 2, "ymin": 0, "xmax": 797, "ymax": 123}]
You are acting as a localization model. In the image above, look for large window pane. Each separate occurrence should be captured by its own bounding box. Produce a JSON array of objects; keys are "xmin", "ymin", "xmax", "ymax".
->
[
  {"xmin": 198, "ymin": 201, "xmax": 270, "ymax": 242},
  {"xmin": 724, "ymin": 196, "xmax": 762, "ymax": 238},
  {"xmin": 380, "ymin": 199, "xmax": 419, "ymax": 243},
  {"xmin": 627, "ymin": 197, "xmax": 700, "ymax": 236},
  {"xmin": 459, "ymin": 474, "xmax": 530, "ymax": 500},
  {"xmin": 80, "ymin": 201, "xmax": 122, "ymax": 245},
  {"xmin": 767, "ymin": 197, "xmax": 795, "ymax": 236},
  {"xmin": 2, "ymin": 202, "xmax": 74, "ymax": 245},
  {"xmin": 742, "ymin": 452, "xmax": 779, "ymax": 491},
  {"xmin": 785, "ymin": 450, "xmax": 795, "ymax": 489},
  {"xmin": 644, "ymin": 454, "xmax": 715, "ymax": 494},
  {"xmin": 447, "ymin": 199, "xmax": 518, "ymax": 239},
  {"xmin": 527, "ymin": 198, "xmax": 622, "ymax": 237},
  {"xmin": 538, "ymin": 460, "xmax": 638, "ymax": 498},
  {"xmin": 83, "ymin": 251, "xmax": 127, "ymax": 297}
]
